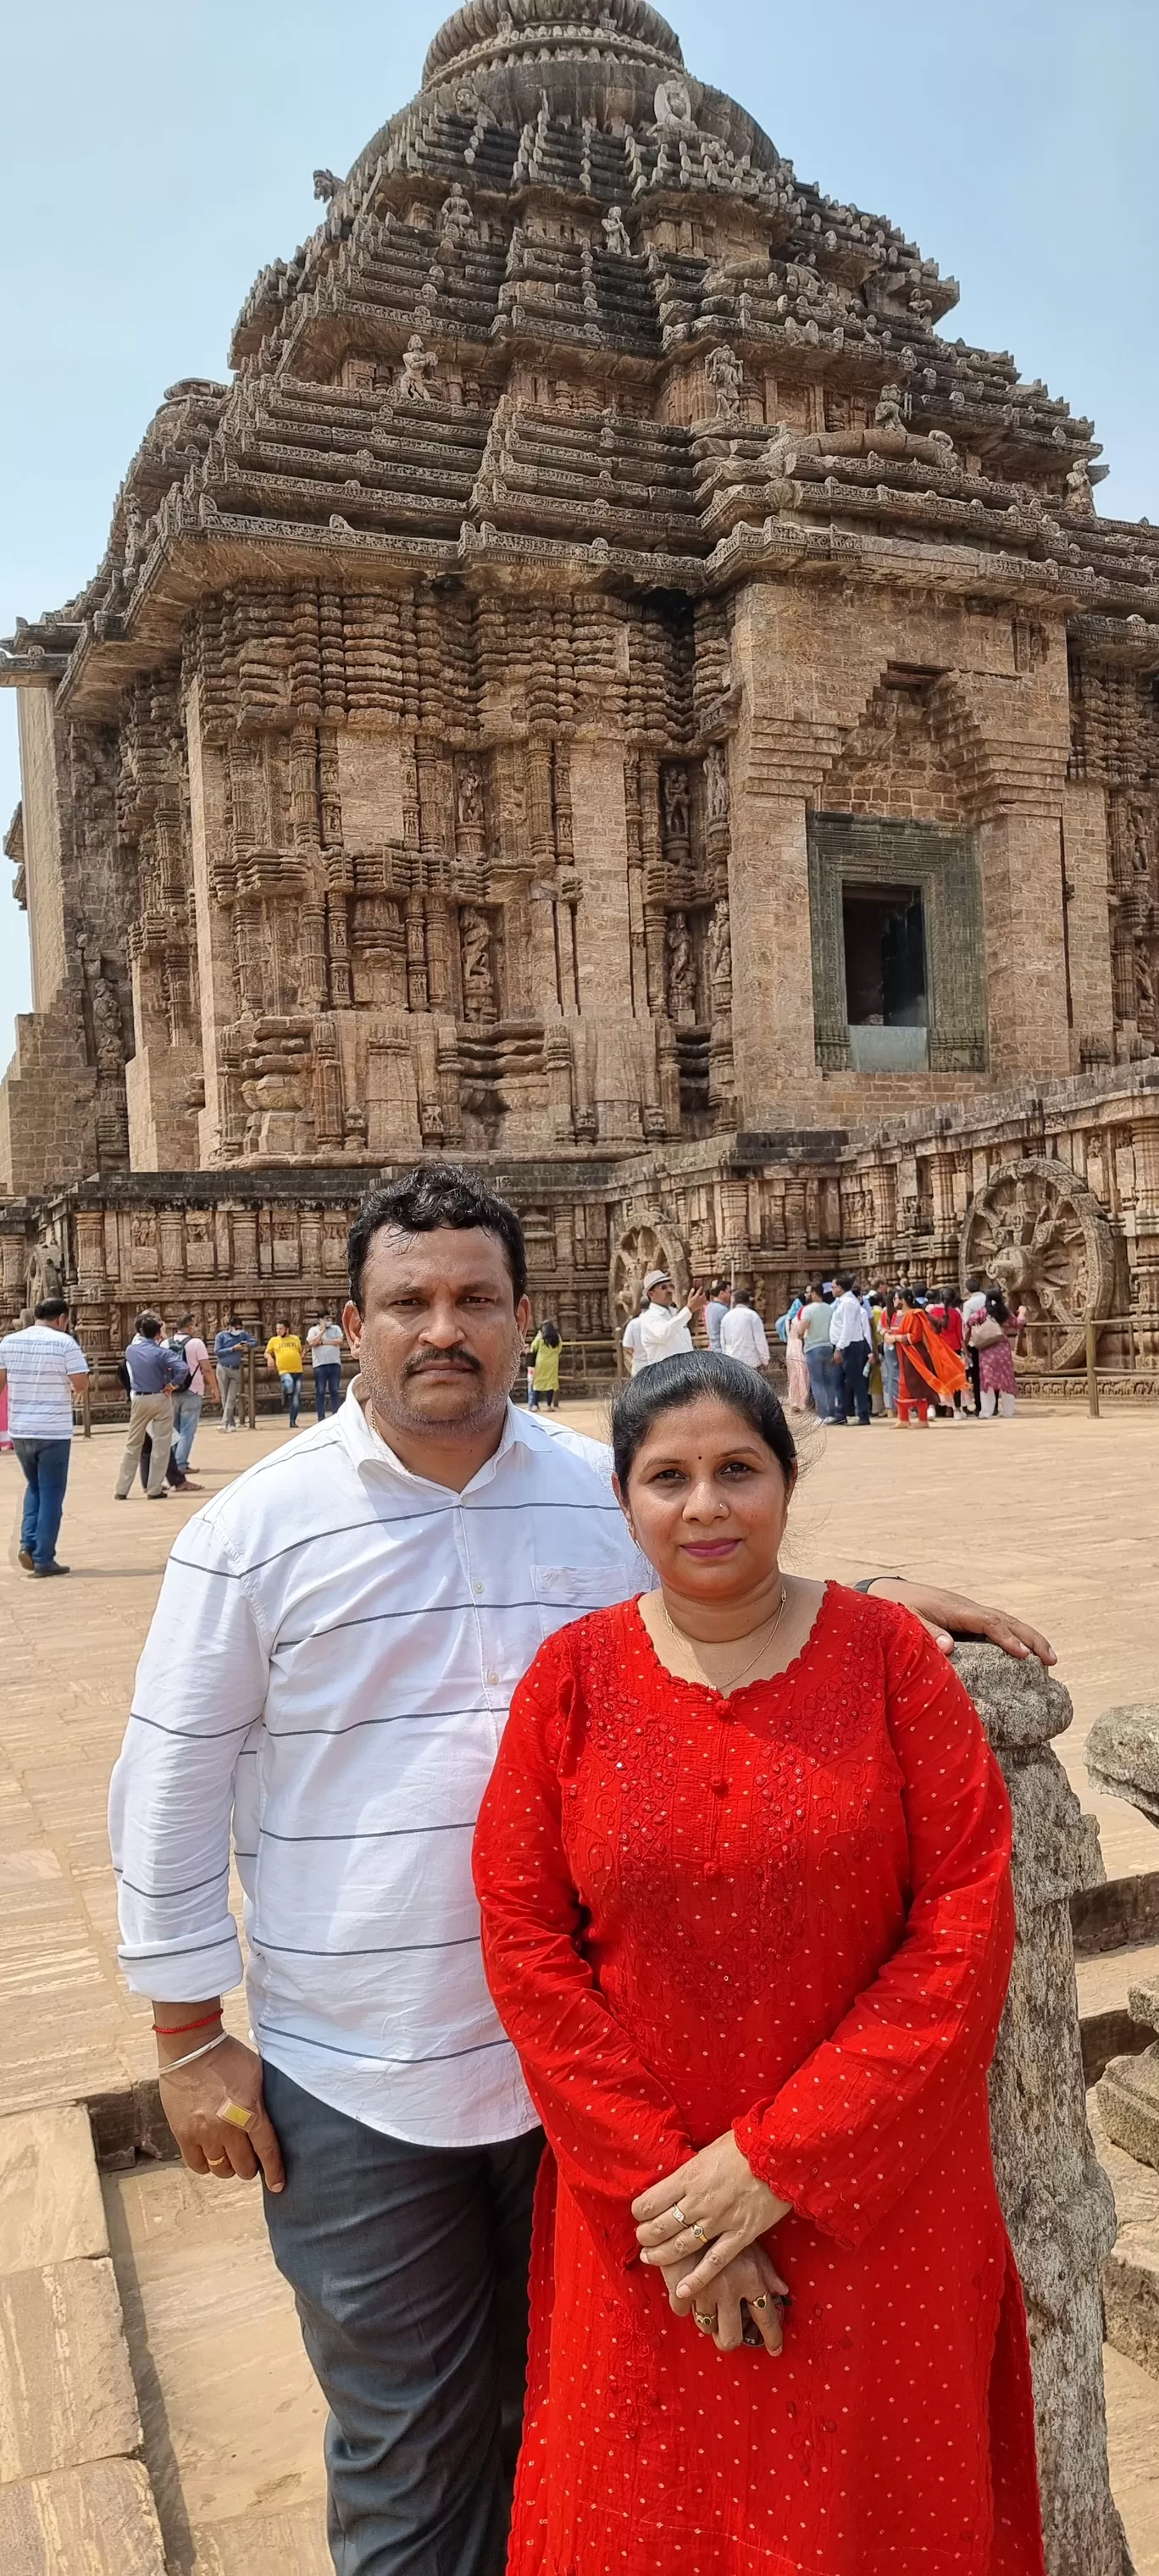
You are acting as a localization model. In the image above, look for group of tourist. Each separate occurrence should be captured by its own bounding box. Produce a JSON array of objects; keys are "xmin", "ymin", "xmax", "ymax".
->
[
  {"xmin": 104, "ymin": 1162, "xmax": 1052, "ymax": 2576},
  {"xmin": 784, "ymin": 1274, "xmax": 1024, "ymax": 1426}
]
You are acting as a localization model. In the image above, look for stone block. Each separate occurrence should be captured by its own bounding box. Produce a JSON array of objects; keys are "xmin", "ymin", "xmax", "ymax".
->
[
  {"xmin": 0, "ymin": 2107, "xmax": 108, "ymax": 2273},
  {"xmin": 0, "ymin": 2257, "xmax": 141, "ymax": 2482},
  {"xmin": 1090, "ymin": 2090, "xmax": 1159, "ymax": 2385},
  {"xmin": 1087, "ymin": 1705, "xmax": 1159, "ymax": 1828},
  {"xmin": 1099, "ymin": 2047, "xmax": 1159, "ymax": 2176},
  {"xmin": 0, "ymin": 2458, "xmax": 166, "ymax": 2574}
]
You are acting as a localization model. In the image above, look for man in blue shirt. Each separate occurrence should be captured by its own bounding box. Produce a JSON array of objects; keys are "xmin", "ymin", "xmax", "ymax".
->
[
  {"xmin": 214, "ymin": 1315, "xmax": 256, "ymax": 1432},
  {"xmin": 115, "ymin": 1313, "xmax": 189, "ymax": 1500}
]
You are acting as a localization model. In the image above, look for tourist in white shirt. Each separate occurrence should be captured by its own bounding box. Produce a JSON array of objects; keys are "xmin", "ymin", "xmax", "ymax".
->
[
  {"xmin": 635, "ymin": 1268, "xmax": 707, "ymax": 1369},
  {"xmin": 962, "ymin": 1270, "xmax": 990, "ymax": 1418},
  {"xmin": 829, "ymin": 1274, "xmax": 874, "ymax": 1426},
  {"xmin": 621, "ymin": 1300, "xmax": 649, "ymax": 1376},
  {"xmin": 719, "ymin": 1291, "xmax": 770, "ymax": 1372},
  {"xmin": 306, "ymin": 1308, "xmax": 347, "ymax": 1419},
  {"xmin": 0, "ymin": 1298, "xmax": 89, "ymax": 1576},
  {"xmin": 108, "ymin": 1166, "xmax": 1056, "ymax": 2576}
]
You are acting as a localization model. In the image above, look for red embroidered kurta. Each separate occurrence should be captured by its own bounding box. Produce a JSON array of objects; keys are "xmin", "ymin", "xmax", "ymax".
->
[{"xmin": 474, "ymin": 1584, "xmax": 1045, "ymax": 2576}]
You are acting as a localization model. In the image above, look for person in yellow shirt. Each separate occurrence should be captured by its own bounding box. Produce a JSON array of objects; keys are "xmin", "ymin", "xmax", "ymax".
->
[{"xmin": 265, "ymin": 1322, "xmax": 305, "ymax": 1430}]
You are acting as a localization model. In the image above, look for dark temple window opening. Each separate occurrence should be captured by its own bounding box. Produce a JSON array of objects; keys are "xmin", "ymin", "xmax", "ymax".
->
[{"xmin": 841, "ymin": 884, "xmax": 929, "ymax": 1071}]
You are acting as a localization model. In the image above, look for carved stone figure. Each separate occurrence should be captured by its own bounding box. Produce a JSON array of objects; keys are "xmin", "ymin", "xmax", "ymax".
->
[
  {"xmin": 1064, "ymin": 459, "xmax": 1096, "ymax": 518},
  {"xmin": 705, "ymin": 743, "xmax": 729, "ymax": 824},
  {"xmin": 439, "ymin": 184, "xmax": 476, "ymax": 247},
  {"xmin": 665, "ymin": 911, "xmax": 696, "ymax": 1019},
  {"xmin": 457, "ymin": 763, "xmax": 485, "ymax": 830},
  {"xmin": 602, "ymin": 205, "xmax": 631, "ymax": 258},
  {"xmin": 91, "ymin": 974, "xmax": 125, "ymax": 1075},
  {"xmin": 709, "ymin": 897, "xmax": 731, "ymax": 988},
  {"xmin": 654, "ymin": 75, "xmax": 694, "ymax": 130},
  {"xmin": 398, "ymin": 336, "xmax": 437, "ymax": 402},
  {"xmin": 662, "ymin": 765, "xmax": 691, "ymax": 841},
  {"xmin": 313, "ymin": 169, "xmax": 341, "ymax": 202},
  {"xmin": 706, "ymin": 343, "xmax": 745, "ymax": 422},
  {"xmin": 460, "ymin": 905, "xmax": 496, "ymax": 1020},
  {"xmin": 873, "ymin": 382, "xmax": 907, "ymax": 434}
]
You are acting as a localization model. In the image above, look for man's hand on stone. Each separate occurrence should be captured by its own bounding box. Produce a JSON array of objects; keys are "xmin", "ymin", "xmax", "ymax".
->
[
  {"xmin": 868, "ymin": 1579, "xmax": 1055, "ymax": 1668},
  {"xmin": 158, "ymin": 2035, "xmax": 286, "ymax": 2191}
]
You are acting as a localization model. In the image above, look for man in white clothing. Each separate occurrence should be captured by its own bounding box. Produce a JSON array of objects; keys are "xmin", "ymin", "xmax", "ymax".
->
[
  {"xmin": 0, "ymin": 1298, "xmax": 89, "ymax": 1575},
  {"xmin": 829, "ymin": 1273, "xmax": 874, "ymax": 1426},
  {"xmin": 108, "ymin": 1166, "xmax": 1055, "ymax": 2576},
  {"xmin": 719, "ymin": 1292, "xmax": 769, "ymax": 1372},
  {"xmin": 620, "ymin": 1298, "xmax": 649, "ymax": 1376},
  {"xmin": 635, "ymin": 1267, "xmax": 707, "ymax": 1369}
]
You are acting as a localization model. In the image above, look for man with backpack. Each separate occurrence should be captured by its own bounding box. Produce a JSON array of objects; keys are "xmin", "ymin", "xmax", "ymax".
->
[
  {"xmin": 214, "ymin": 1315, "xmax": 257, "ymax": 1431},
  {"xmin": 166, "ymin": 1312, "xmax": 219, "ymax": 1474}
]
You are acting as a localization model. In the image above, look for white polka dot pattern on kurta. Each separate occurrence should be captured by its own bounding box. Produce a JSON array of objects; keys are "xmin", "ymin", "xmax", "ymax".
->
[{"xmin": 473, "ymin": 1583, "xmax": 1046, "ymax": 2576}]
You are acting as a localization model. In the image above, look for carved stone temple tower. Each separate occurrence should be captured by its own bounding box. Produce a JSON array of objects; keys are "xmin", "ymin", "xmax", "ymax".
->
[{"xmin": 3, "ymin": 0, "xmax": 1158, "ymax": 1367}]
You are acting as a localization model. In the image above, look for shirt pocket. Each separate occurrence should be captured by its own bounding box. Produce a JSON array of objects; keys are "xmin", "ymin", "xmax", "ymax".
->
[{"xmin": 531, "ymin": 1563, "xmax": 628, "ymax": 1638}]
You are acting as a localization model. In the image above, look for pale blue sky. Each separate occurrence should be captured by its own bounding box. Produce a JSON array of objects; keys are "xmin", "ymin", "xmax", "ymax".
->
[{"xmin": 2, "ymin": 0, "xmax": 1156, "ymax": 1059}]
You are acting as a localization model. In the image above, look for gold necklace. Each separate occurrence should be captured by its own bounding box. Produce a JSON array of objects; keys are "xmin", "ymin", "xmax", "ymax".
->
[{"xmin": 661, "ymin": 1584, "xmax": 790, "ymax": 1693}]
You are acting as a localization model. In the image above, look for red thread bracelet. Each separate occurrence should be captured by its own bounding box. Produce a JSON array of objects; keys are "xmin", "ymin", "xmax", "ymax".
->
[{"xmin": 152, "ymin": 2013, "xmax": 224, "ymax": 2036}]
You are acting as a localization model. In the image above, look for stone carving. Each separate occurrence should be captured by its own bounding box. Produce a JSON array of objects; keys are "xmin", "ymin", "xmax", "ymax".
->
[
  {"xmin": 397, "ymin": 335, "xmax": 437, "ymax": 402},
  {"xmin": 662, "ymin": 763, "xmax": 690, "ymax": 843},
  {"xmin": 709, "ymin": 897, "xmax": 731, "ymax": 992},
  {"xmin": 654, "ymin": 75, "xmax": 695, "ymax": 130},
  {"xmin": 460, "ymin": 905, "xmax": 496, "ymax": 1021},
  {"xmin": 610, "ymin": 1219, "xmax": 685, "ymax": 1331},
  {"xmin": 706, "ymin": 343, "xmax": 745, "ymax": 422},
  {"xmin": 665, "ymin": 910, "xmax": 696, "ymax": 1019},
  {"xmin": 457, "ymin": 763, "xmax": 485, "ymax": 830},
  {"xmin": 602, "ymin": 206, "xmax": 631, "ymax": 257},
  {"xmin": 705, "ymin": 742, "xmax": 729, "ymax": 824},
  {"xmin": 959, "ymin": 1158, "xmax": 1116, "ymax": 1374},
  {"xmin": 1064, "ymin": 460, "xmax": 1096, "ymax": 518},
  {"xmin": 313, "ymin": 169, "xmax": 341, "ymax": 202},
  {"xmin": 439, "ymin": 184, "xmax": 476, "ymax": 247},
  {"xmin": 874, "ymin": 382, "xmax": 907, "ymax": 434},
  {"xmin": 954, "ymin": 1646, "xmax": 1133, "ymax": 2576}
]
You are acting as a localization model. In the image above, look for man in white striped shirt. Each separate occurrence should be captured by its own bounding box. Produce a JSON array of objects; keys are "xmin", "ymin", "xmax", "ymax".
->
[
  {"xmin": 0, "ymin": 1298, "xmax": 89, "ymax": 1574},
  {"xmin": 108, "ymin": 1165, "xmax": 1055, "ymax": 2576}
]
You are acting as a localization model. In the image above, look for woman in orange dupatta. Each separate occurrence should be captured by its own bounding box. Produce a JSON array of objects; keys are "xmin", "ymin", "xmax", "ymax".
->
[{"xmin": 890, "ymin": 1284, "xmax": 968, "ymax": 1426}]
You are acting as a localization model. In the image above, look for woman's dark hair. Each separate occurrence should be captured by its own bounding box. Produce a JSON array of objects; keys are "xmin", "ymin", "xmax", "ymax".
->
[
  {"xmin": 348, "ymin": 1162, "xmax": 528, "ymax": 1310},
  {"xmin": 611, "ymin": 1352, "xmax": 797, "ymax": 1491},
  {"xmin": 985, "ymin": 1289, "xmax": 1011, "ymax": 1325},
  {"xmin": 539, "ymin": 1319, "xmax": 561, "ymax": 1347}
]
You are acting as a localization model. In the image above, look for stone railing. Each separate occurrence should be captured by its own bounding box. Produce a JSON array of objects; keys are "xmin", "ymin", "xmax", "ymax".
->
[{"xmin": 952, "ymin": 1645, "xmax": 1133, "ymax": 2576}]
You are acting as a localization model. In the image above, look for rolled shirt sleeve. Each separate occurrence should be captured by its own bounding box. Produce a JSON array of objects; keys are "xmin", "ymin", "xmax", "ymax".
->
[{"xmin": 108, "ymin": 1518, "xmax": 270, "ymax": 2000}]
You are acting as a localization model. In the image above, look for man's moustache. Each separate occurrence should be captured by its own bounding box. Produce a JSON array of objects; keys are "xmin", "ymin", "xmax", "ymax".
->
[{"xmin": 403, "ymin": 1351, "xmax": 482, "ymax": 1378}]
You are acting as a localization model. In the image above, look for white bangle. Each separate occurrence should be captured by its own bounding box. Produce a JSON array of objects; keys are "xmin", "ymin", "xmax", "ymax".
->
[{"xmin": 158, "ymin": 2030, "xmax": 229, "ymax": 2073}]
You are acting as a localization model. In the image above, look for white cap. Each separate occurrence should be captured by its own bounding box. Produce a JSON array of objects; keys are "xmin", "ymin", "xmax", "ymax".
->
[{"xmin": 643, "ymin": 1269, "xmax": 670, "ymax": 1291}]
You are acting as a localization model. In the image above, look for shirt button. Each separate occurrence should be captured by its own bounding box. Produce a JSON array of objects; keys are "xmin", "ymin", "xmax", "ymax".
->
[
  {"xmin": 485, "ymin": 1669, "xmax": 499, "ymax": 1687},
  {"xmin": 712, "ymin": 1778, "xmax": 729, "ymax": 1796},
  {"xmin": 473, "ymin": 1580, "xmax": 485, "ymax": 1595}
]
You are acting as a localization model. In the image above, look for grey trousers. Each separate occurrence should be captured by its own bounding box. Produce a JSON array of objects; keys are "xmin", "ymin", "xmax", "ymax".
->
[{"xmin": 261, "ymin": 2062, "xmax": 542, "ymax": 2576}]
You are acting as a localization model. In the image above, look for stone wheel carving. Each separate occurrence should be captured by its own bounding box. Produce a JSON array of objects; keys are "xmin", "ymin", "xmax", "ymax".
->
[
  {"xmin": 609, "ymin": 1222, "xmax": 688, "ymax": 1332},
  {"xmin": 960, "ymin": 1157, "xmax": 1115, "ymax": 1373}
]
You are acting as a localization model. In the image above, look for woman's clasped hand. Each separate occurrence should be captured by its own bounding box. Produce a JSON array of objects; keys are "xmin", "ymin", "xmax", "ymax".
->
[{"xmin": 632, "ymin": 2129, "xmax": 792, "ymax": 2333}]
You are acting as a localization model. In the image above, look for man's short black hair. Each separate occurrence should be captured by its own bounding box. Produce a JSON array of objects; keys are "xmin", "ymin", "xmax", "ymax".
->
[
  {"xmin": 34, "ymin": 1297, "xmax": 69, "ymax": 1321},
  {"xmin": 348, "ymin": 1163, "xmax": 528, "ymax": 1311},
  {"xmin": 135, "ymin": 1310, "xmax": 163, "ymax": 1340},
  {"xmin": 173, "ymin": 1309, "xmax": 194, "ymax": 1330}
]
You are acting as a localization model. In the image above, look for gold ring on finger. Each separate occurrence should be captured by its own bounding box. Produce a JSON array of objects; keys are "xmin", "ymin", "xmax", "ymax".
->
[
  {"xmin": 669, "ymin": 2205, "xmax": 686, "ymax": 2229},
  {"xmin": 208, "ymin": 2158, "xmax": 230, "ymax": 2172},
  {"xmin": 751, "ymin": 2294, "xmax": 769, "ymax": 2310},
  {"xmin": 694, "ymin": 2310, "xmax": 716, "ymax": 2333},
  {"xmin": 691, "ymin": 2221, "xmax": 709, "ymax": 2246}
]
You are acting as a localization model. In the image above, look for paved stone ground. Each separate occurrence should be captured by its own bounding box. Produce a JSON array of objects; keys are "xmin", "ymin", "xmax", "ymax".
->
[{"xmin": 2, "ymin": 1402, "xmax": 1157, "ymax": 2569}]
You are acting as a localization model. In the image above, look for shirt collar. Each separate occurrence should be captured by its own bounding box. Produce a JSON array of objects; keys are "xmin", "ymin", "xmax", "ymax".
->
[{"xmin": 336, "ymin": 1379, "xmax": 535, "ymax": 1496}]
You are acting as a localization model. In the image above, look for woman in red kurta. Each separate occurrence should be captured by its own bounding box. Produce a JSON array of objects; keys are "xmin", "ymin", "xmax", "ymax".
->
[
  {"xmin": 890, "ymin": 1286, "xmax": 968, "ymax": 1427},
  {"xmin": 474, "ymin": 1352, "xmax": 1044, "ymax": 2576}
]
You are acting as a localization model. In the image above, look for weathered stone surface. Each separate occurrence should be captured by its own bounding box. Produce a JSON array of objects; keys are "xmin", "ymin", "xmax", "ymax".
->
[
  {"xmin": 0, "ymin": 2257, "xmax": 141, "ymax": 2482},
  {"xmin": 1088, "ymin": 1708, "xmax": 1159, "ymax": 1829},
  {"xmin": 0, "ymin": 2459, "xmax": 166, "ymax": 2575},
  {"xmin": 1128, "ymin": 1979, "xmax": 1159, "ymax": 2035},
  {"xmin": 190, "ymin": 2500, "xmax": 330, "ymax": 2576},
  {"xmin": 1101, "ymin": 2050, "xmax": 1159, "ymax": 2176},
  {"xmin": 953, "ymin": 1645, "xmax": 1134, "ymax": 2576},
  {"xmin": 1090, "ymin": 2091, "xmax": 1159, "ymax": 2386},
  {"xmin": 0, "ymin": 2107, "xmax": 108, "ymax": 2274}
]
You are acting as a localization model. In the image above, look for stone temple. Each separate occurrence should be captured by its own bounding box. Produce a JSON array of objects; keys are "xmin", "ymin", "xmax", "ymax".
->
[{"xmin": 2, "ymin": 0, "xmax": 1157, "ymax": 1373}]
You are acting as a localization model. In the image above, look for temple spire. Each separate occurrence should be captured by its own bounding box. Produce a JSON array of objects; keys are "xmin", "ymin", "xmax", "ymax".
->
[{"xmin": 422, "ymin": 0, "xmax": 684, "ymax": 88}]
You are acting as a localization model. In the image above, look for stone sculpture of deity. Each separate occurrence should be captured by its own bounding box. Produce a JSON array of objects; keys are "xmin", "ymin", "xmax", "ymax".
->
[
  {"xmin": 458, "ymin": 764, "xmax": 485, "ymax": 831},
  {"xmin": 705, "ymin": 743, "xmax": 729, "ymax": 824},
  {"xmin": 663, "ymin": 765, "xmax": 691, "ymax": 842},
  {"xmin": 666, "ymin": 911, "xmax": 697, "ymax": 1019},
  {"xmin": 398, "ymin": 336, "xmax": 437, "ymax": 402},
  {"xmin": 602, "ymin": 206, "xmax": 632, "ymax": 257},
  {"xmin": 460, "ymin": 907, "xmax": 496, "ymax": 1021},
  {"xmin": 439, "ymin": 185, "xmax": 476, "ymax": 248},
  {"xmin": 706, "ymin": 344, "xmax": 745, "ymax": 422}
]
